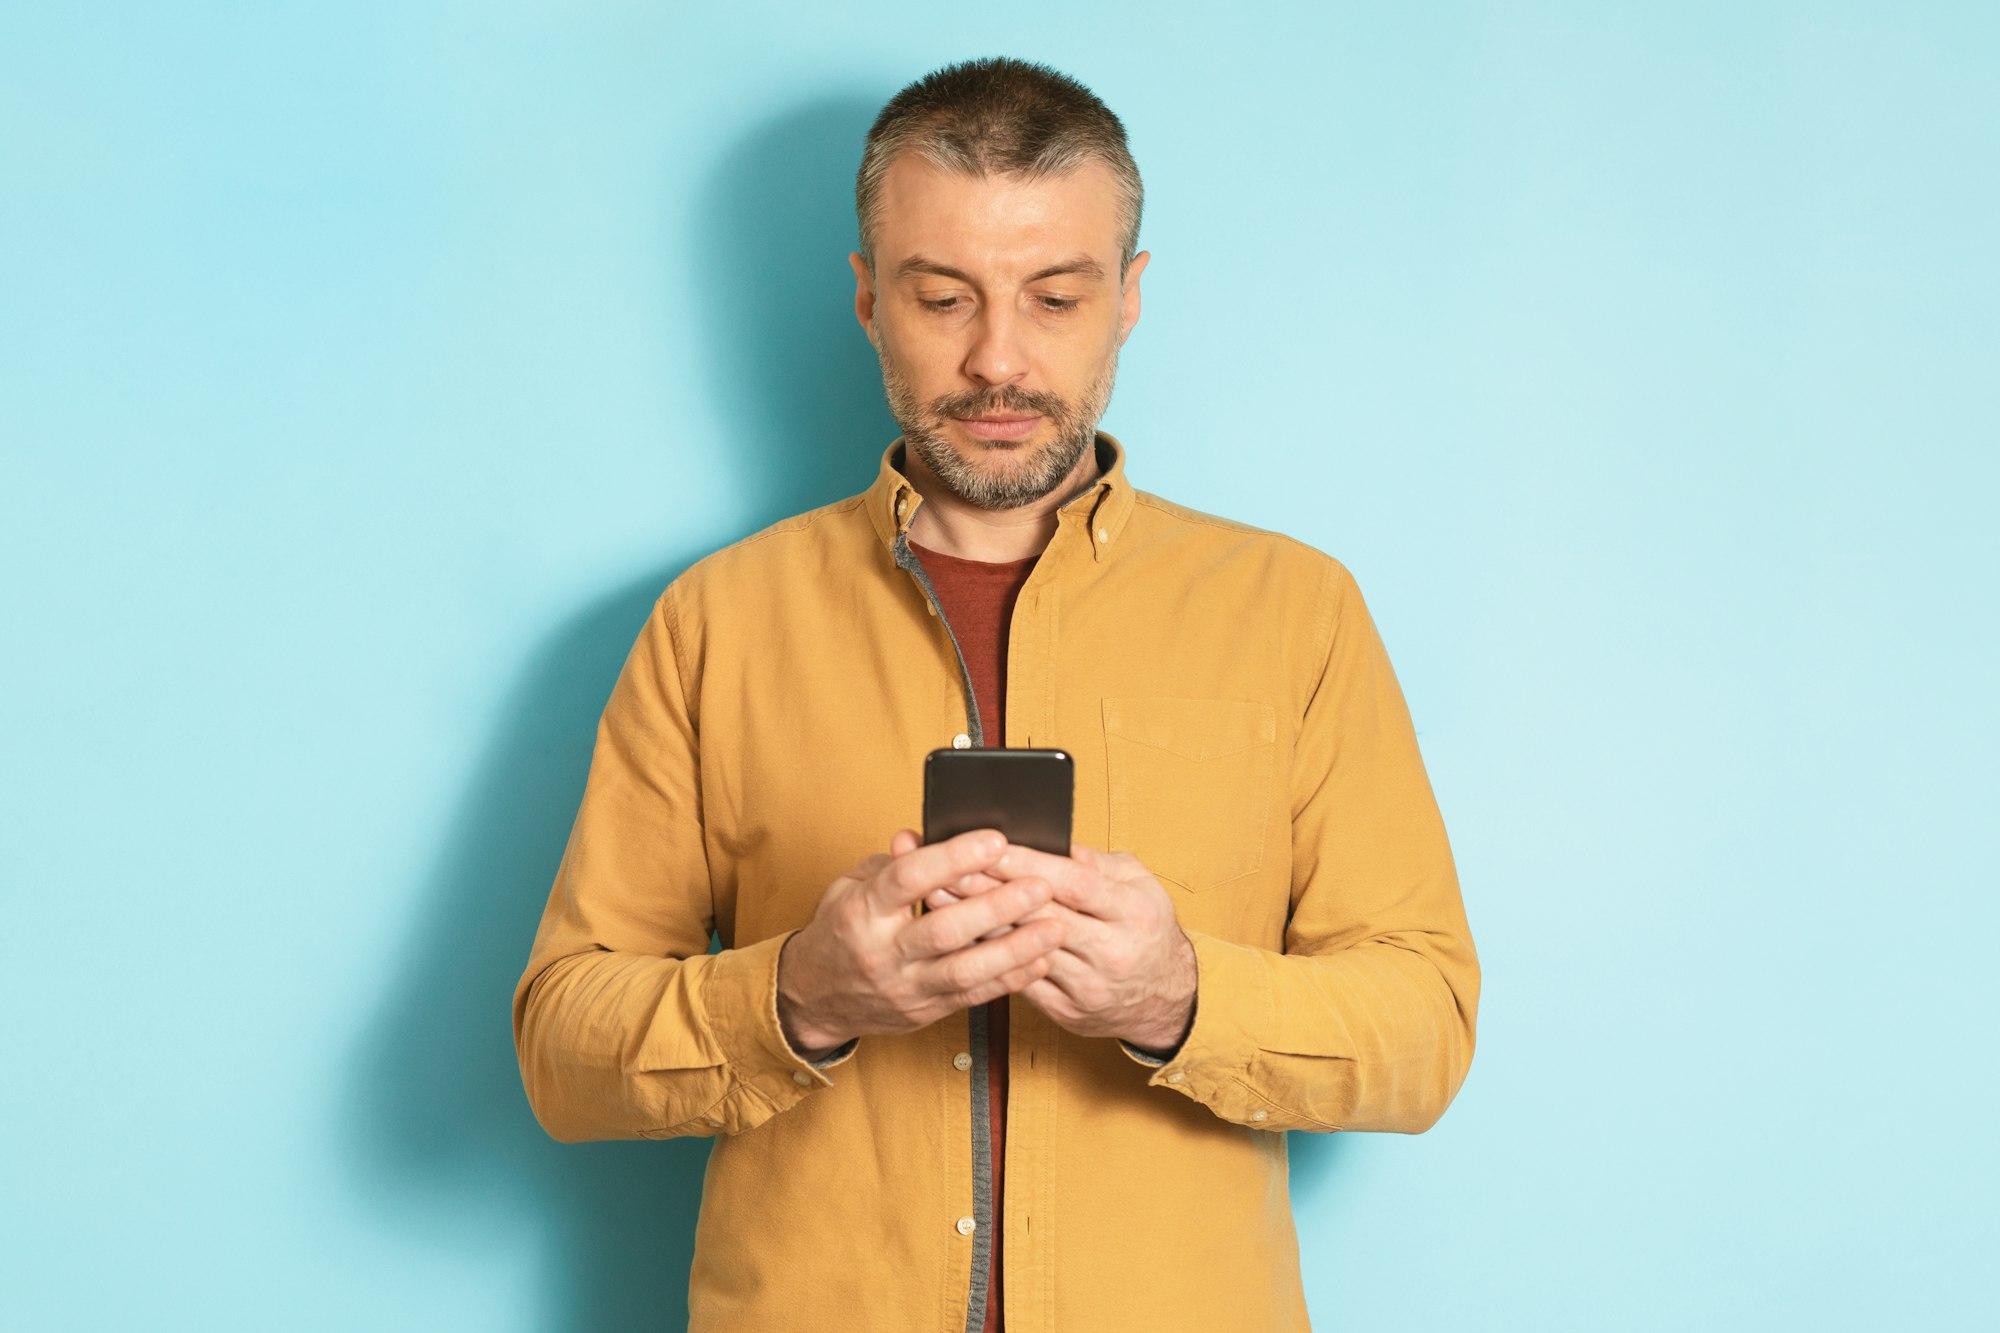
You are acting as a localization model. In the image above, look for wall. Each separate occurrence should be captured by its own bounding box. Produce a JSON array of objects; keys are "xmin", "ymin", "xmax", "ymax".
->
[{"xmin": 3, "ymin": 3, "xmax": 1993, "ymax": 1328}]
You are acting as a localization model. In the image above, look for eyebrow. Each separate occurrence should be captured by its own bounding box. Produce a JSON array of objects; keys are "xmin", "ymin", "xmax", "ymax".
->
[{"xmin": 892, "ymin": 253, "xmax": 1107, "ymax": 285}]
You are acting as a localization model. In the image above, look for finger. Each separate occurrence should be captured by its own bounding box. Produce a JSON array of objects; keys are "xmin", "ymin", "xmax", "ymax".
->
[
  {"xmin": 913, "ymin": 915, "xmax": 1065, "ymax": 1002},
  {"xmin": 942, "ymin": 906, "xmax": 1019, "ymax": 943},
  {"xmin": 870, "ymin": 827, "xmax": 1007, "ymax": 913},
  {"xmin": 930, "ymin": 882, "xmax": 1011, "ymax": 907},
  {"xmin": 923, "ymin": 867, "xmax": 1008, "ymax": 911},
  {"xmin": 1020, "ymin": 975, "xmax": 1078, "ymax": 1020},
  {"xmin": 890, "ymin": 827, "xmax": 921, "ymax": 857},
  {"xmin": 1034, "ymin": 939, "xmax": 1090, "ymax": 990},
  {"xmin": 1008, "ymin": 899, "xmax": 1105, "ymax": 957},
  {"xmin": 1073, "ymin": 842, "xmax": 1150, "ymax": 886},
  {"xmin": 898, "ymin": 877, "xmax": 1052, "ymax": 959},
  {"xmin": 996, "ymin": 901, "xmax": 1097, "ymax": 976},
  {"xmin": 950, "ymin": 951, "xmax": 1054, "ymax": 1008},
  {"xmin": 993, "ymin": 951, "xmax": 1053, "ymax": 992},
  {"xmin": 984, "ymin": 843, "xmax": 1122, "ymax": 920},
  {"xmin": 920, "ymin": 920, "xmax": 1072, "ymax": 1000}
]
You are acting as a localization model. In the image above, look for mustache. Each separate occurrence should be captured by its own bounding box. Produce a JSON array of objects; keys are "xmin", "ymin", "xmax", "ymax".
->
[{"xmin": 937, "ymin": 393, "xmax": 1063, "ymax": 419}]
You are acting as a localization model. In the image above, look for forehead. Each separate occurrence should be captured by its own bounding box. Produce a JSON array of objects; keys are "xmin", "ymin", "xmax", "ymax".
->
[{"xmin": 873, "ymin": 152, "xmax": 1122, "ymax": 277}]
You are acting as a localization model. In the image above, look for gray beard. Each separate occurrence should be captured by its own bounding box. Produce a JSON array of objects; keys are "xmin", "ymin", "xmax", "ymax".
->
[
  {"xmin": 877, "ymin": 343, "xmax": 1120, "ymax": 512},
  {"xmin": 906, "ymin": 420, "xmax": 1093, "ymax": 511}
]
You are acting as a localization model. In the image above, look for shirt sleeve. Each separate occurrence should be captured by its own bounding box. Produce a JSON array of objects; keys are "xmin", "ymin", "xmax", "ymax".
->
[
  {"xmin": 1121, "ymin": 558, "xmax": 1480, "ymax": 1134},
  {"xmin": 511, "ymin": 585, "xmax": 857, "ymax": 1144}
]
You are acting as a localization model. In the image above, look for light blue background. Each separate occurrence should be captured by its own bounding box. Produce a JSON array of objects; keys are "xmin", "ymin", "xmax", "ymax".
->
[{"xmin": 4, "ymin": 3, "xmax": 1994, "ymax": 1329}]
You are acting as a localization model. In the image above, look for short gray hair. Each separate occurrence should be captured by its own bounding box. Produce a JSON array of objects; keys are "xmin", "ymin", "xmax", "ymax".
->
[{"xmin": 855, "ymin": 56, "xmax": 1144, "ymax": 280}]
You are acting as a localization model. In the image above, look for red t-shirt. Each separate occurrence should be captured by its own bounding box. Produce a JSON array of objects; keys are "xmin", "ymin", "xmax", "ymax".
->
[{"xmin": 907, "ymin": 537, "xmax": 1040, "ymax": 1333}]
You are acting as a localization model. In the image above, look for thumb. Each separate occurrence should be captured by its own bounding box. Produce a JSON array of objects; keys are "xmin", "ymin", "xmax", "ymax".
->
[{"xmin": 890, "ymin": 827, "xmax": 922, "ymax": 856}]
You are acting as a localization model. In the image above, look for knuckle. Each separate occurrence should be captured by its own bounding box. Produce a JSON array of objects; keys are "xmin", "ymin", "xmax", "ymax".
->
[
  {"xmin": 858, "ymin": 943, "xmax": 898, "ymax": 988},
  {"xmin": 942, "ymin": 955, "xmax": 981, "ymax": 994},
  {"xmin": 884, "ymin": 977, "xmax": 920, "ymax": 1016},
  {"xmin": 828, "ymin": 910, "xmax": 863, "ymax": 952}
]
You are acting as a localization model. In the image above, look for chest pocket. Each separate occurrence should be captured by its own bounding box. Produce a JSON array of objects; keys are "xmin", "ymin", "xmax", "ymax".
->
[{"xmin": 1102, "ymin": 696, "xmax": 1277, "ymax": 894}]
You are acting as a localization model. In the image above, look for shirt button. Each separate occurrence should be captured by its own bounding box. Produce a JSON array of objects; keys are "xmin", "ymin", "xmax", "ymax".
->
[
  {"xmin": 952, "ymin": 1051, "xmax": 972, "ymax": 1071},
  {"xmin": 1097, "ymin": 527, "xmax": 1111, "ymax": 543},
  {"xmin": 956, "ymin": 1216, "xmax": 976, "ymax": 1236},
  {"xmin": 1250, "ymin": 1109, "xmax": 1269, "ymax": 1122},
  {"xmin": 1165, "ymin": 1070, "xmax": 1185, "ymax": 1084},
  {"xmin": 951, "ymin": 732, "xmax": 971, "ymax": 748},
  {"xmin": 792, "ymin": 1071, "xmax": 812, "ymax": 1086}
]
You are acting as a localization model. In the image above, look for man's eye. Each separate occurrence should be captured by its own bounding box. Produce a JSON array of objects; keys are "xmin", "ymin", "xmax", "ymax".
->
[{"xmin": 918, "ymin": 296, "xmax": 1079, "ymax": 313}]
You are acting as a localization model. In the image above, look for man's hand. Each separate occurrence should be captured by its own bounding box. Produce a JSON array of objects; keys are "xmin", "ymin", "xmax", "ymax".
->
[
  {"xmin": 776, "ymin": 827, "xmax": 1068, "ymax": 1057},
  {"xmin": 928, "ymin": 842, "xmax": 1196, "ymax": 1052}
]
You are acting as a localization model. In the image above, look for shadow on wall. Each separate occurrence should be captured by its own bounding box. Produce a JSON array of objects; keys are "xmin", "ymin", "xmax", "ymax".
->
[{"xmin": 344, "ymin": 93, "xmax": 897, "ymax": 1331}]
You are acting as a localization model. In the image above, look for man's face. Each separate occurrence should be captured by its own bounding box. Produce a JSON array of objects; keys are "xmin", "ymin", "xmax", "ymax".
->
[{"xmin": 850, "ymin": 153, "xmax": 1148, "ymax": 511}]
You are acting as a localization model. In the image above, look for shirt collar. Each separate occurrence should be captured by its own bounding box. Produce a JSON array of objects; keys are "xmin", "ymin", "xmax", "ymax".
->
[{"xmin": 864, "ymin": 428, "xmax": 1137, "ymax": 564}]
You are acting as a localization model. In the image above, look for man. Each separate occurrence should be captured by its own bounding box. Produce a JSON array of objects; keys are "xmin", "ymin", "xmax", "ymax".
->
[{"xmin": 512, "ymin": 55, "xmax": 1479, "ymax": 1332}]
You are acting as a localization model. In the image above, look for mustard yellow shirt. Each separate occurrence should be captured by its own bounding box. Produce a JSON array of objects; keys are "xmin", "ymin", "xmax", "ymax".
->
[{"xmin": 511, "ymin": 431, "xmax": 1481, "ymax": 1331}]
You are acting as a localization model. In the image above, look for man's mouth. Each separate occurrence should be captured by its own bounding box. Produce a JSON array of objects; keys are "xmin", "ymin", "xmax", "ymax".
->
[{"xmin": 955, "ymin": 413, "xmax": 1042, "ymax": 441}]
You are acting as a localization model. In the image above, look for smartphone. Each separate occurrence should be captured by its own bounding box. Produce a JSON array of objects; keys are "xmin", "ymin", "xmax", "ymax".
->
[{"xmin": 919, "ymin": 746, "xmax": 1073, "ymax": 913}]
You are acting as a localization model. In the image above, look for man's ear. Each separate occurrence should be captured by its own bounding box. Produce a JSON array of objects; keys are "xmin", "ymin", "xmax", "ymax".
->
[
  {"xmin": 849, "ymin": 250, "xmax": 878, "ymax": 347},
  {"xmin": 1118, "ymin": 249, "xmax": 1150, "ymax": 345}
]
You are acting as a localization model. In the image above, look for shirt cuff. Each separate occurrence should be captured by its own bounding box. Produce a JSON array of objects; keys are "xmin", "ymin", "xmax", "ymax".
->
[
  {"xmin": 702, "ymin": 929, "xmax": 856, "ymax": 1117},
  {"xmin": 1119, "ymin": 1037, "xmax": 1179, "ymax": 1066},
  {"xmin": 806, "ymin": 1036, "xmax": 859, "ymax": 1068},
  {"xmin": 1118, "ymin": 927, "xmax": 1293, "ymax": 1128}
]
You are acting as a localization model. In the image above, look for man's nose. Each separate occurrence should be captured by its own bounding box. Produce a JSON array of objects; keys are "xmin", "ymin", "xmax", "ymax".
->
[{"xmin": 962, "ymin": 304, "xmax": 1029, "ymax": 386}]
